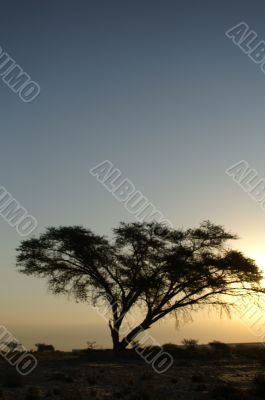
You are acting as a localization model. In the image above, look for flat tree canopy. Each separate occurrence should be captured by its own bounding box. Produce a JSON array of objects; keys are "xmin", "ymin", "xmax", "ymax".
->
[{"xmin": 16, "ymin": 221, "xmax": 264, "ymax": 350}]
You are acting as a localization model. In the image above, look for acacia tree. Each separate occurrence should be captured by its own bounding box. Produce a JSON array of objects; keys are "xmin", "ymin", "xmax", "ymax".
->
[{"xmin": 16, "ymin": 221, "xmax": 264, "ymax": 351}]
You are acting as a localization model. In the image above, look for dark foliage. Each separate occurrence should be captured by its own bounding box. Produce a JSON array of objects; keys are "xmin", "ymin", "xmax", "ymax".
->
[{"xmin": 16, "ymin": 221, "xmax": 264, "ymax": 350}]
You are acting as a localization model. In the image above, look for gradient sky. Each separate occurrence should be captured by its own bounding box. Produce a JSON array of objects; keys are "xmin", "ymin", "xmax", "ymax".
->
[{"xmin": 1, "ymin": 0, "xmax": 265, "ymax": 350}]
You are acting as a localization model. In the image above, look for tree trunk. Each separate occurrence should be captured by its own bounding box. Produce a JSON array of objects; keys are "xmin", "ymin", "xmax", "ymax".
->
[
  {"xmin": 109, "ymin": 323, "xmax": 127, "ymax": 352},
  {"xmin": 113, "ymin": 340, "xmax": 127, "ymax": 352},
  {"xmin": 109, "ymin": 320, "xmax": 151, "ymax": 351},
  {"xmin": 120, "ymin": 322, "xmax": 150, "ymax": 349}
]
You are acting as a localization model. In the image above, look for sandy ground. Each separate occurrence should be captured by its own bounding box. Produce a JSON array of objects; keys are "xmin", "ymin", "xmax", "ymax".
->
[{"xmin": 0, "ymin": 352, "xmax": 265, "ymax": 399}]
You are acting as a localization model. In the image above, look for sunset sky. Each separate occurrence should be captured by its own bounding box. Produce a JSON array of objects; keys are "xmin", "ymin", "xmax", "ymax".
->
[{"xmin": 1, "ymin": 0, "xmax": 265, "ymax": 350}]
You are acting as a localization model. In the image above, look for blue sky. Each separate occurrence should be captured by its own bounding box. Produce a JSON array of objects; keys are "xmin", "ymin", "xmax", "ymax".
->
[{"xmin": 1, "ymin": 0, "xmax": 265, "ymax": 349}]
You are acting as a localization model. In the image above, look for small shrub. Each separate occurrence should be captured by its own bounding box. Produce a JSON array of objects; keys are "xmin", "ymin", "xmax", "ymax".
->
[
  {"xmin": 86, "ymin": 341, "xmax": 96, "ymax": 350},
  {"xmin": 35, "ymin": 343, "xmax": 55, "ymax": 352},
  {"xmin": 162, "ymin": 343, "xmax": 179, "ymax": 352},
  {"xmin": 209, "ymin": 341, "xmax": 231, "ymax": 357},
  {"xmin": 182, "ymin": 338, "xmax": 198, "ymax": 349}
]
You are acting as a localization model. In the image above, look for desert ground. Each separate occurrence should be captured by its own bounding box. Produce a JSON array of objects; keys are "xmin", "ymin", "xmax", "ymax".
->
[{"xmin": 1, "ymin": 344, "xmax": 265, "ymax": 400}]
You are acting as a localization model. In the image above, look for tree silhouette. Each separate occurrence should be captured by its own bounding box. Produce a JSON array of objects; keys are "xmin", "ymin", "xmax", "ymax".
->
[
  {"xmin": 35, "ymin": 343, "xmax": 55, "ymax": 352},
  {"xmin": 5, "ymin": 341, "xmax": 20, "ymax": 352},
  {"xmin": 16, "ymin": 221, "xmax": 264, "ymax": 351}
]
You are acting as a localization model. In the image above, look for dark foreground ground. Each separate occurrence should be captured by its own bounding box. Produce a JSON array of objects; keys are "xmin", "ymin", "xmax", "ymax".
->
[{"xmin": 1, "ymin": 345, "xmax": 265, "ymax": 400}]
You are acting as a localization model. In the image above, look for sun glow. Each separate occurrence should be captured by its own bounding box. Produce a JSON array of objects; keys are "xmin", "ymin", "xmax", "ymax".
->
[{"xmin": 252, "ymin": 252, "xmax": 265, "ymax": 270}]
